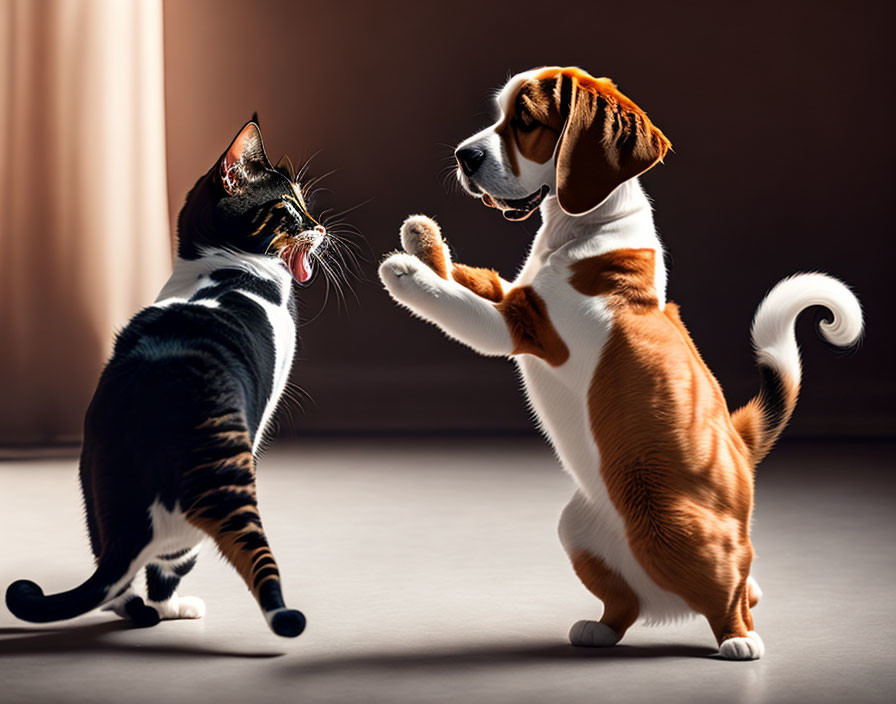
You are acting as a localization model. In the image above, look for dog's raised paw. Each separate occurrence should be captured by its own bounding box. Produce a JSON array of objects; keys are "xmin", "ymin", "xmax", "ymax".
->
[
  {"xmin": 399, "ymin": 215, "xmax": 450, "ymax": 276},
  {"xmin": 379, "ymin": 252, "xmax": 423, "ymax": 281},
  {"xmin": 400, "ymin": 215, "xmax": 442, "ymax": 252},
  {"xmin": 569, "ymin": 620, "xmax": 620, "ymax": 647}
]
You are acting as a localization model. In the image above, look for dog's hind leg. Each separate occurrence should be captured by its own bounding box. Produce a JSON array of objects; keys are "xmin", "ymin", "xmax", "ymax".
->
[
  {"xmin": 559, "ymin": 493, "xmax": 639, "ymax": 647},
  {"xmin": 566, "ymin": 550, "xmax": 640, "ymax": 647},
  {"xmin": 710, "ymin": 581, "xmax": 765, "ymax": 660}
]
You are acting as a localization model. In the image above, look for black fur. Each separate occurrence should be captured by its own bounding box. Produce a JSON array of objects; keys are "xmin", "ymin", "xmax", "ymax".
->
[{"xmin": 6, "ymin": 120, "xmax": 321, "ymax": 638}]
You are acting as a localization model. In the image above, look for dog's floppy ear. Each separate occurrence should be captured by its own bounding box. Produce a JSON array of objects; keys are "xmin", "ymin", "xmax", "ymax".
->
[{"xmin": 555, "ymin": 76, "xmax": 671, "ymax": 215}]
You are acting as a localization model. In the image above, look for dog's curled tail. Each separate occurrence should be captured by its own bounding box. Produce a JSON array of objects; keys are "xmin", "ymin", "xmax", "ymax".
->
[{"xmin": 731, "ymin": 273, "xmax": 863, "ymax": 464}]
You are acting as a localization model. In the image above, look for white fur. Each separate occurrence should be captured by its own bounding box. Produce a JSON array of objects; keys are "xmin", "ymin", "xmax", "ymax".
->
[
  {"xmin": 153, "ymin": 247, "xmax": 297, "ymax": 451},
  {"xmin": 382, "ymin": 181, "xmax": 693, "ymax": 624},
  {"xmin": 380, "ymin": 251, "xmax": 514, "ymax": 356},
  {"xmin": 148, "ymin": 595, "xmax": 206, "ymax": 620},
  {"xmin": 569, "ymin": 620, "xmax": 620, "ymax": 647},
  {"xmin": 750, "ymin": 273, "xmax": 863, "ymax": 385},
  {"xmin": 102, "ymin": 501, "xmax": 205, "ymax": 606},
  {"xmin": 747, "ymin": 575, "xmax": 763, "ymax": 604},
  {"xmin": 719, "ymin": 631, "xmax": 765, "ymax": 660},
  {"xmin": 382, "ymin": 72, "xmax": 864, "ymax": 651}
]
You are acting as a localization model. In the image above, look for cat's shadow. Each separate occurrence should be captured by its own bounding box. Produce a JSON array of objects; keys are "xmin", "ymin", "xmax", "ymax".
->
[{"xmin": 0, "ymin": 621, "xmax": 283, "ymax": 659}]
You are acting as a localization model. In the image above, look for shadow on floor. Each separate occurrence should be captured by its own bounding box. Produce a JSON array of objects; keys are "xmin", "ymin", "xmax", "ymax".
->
[
  {"xmin": 280, "ymin": 640, "xmax": 717, "ymax": 677},
  {"xmin": 0, "ymin": 620, "xmax": 284, "ymax": 659}
]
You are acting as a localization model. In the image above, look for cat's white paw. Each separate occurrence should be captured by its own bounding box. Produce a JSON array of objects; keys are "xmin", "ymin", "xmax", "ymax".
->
[
  {"xmin": 150, "ymin": 595, "xmax": 206, "ymax": 620},
  {"xmin": 719, "ymin": 631, "xmax": 765, "ymax": 660},
  {"xmin": 174, "ymin": 595, "xmax": 206, "ymax": 619},
  {"xmin": 569, "ymin": 620, "xmax": 620, "ymax": 647}
]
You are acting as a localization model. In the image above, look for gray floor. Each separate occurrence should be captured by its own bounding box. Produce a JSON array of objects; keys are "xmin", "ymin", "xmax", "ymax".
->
[{"xmin": 0, "ymin": 439, "xmax": 894, "ymax": 704}]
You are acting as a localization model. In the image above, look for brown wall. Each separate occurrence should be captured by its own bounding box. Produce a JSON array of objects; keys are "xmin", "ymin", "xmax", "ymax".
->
[{"xmin": 164, "ymin": 0, "xmax": 896, "ymax": 436}]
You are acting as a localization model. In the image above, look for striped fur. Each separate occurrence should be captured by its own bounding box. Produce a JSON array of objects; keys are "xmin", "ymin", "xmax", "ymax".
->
[{"xmin": 6, "ymin": 120, "xmax": 323, "ymax": 638}]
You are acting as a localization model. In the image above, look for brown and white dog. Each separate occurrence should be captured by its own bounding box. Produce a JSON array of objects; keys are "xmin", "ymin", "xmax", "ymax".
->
[{"xmin": 379, "ymin": 66, "xmax": 863, "ymax": 659}]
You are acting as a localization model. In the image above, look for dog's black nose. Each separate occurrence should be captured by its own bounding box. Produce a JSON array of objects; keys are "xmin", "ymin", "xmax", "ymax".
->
[{"xmin": 455, "ymin": 147, "xmax": 485, "ymax": 177}]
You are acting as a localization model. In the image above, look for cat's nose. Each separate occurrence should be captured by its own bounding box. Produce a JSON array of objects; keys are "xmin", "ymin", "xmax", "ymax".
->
[{"xmin": 455, "ymin": 146, "xmax": 485, "ymax": 177}]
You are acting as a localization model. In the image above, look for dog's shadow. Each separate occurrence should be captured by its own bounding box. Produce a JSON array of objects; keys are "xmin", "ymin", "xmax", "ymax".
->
[
  {"xmin": 280, "ymin": 640, "xmax": 717, "ymax": 677},
  {"xmin": 0, "ymin": 621, "xmax": 283, "ymax": 659},
  {"xmin": 0, "ymin": 622, "xmax": 717, "ymax": 666}
]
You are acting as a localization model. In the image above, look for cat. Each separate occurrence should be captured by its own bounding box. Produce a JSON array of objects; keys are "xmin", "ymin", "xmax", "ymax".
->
[{"xmin": 6, "ymin": 119, "xmax": 327, "ymax": 637}]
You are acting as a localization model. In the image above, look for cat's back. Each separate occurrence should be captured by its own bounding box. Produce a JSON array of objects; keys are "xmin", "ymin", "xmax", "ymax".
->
[{"xmin": 85, "ymin": 250, "xmax": 297, "ymax": 458}]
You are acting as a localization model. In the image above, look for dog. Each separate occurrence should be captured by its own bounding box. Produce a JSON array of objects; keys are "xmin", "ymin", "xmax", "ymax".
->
[{"xmin": 379, "ymin": 66, "xmax": 863, "ymax": 660}]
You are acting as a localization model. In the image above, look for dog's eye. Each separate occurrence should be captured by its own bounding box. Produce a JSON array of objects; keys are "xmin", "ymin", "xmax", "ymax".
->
[{"xmin": 516, "ymin": 104, "xmax": 538, "ymax": 132}]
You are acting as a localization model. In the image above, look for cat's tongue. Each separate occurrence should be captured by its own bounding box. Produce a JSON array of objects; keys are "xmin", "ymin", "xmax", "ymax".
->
[{"xmin": 283, "ymin": 244, "xmax": 313, "ymax": 283}]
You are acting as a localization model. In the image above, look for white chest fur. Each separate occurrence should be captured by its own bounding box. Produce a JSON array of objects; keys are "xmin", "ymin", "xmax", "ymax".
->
[
  {"xmin": 153, "ymin": 249, "xmax": 296, "ymax": 453},
  {"xmin": 511, "ymin": 184, "xmax": 691, "ymax": 622}
]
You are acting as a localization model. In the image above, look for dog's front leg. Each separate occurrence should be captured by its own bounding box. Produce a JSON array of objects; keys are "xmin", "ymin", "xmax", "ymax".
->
[
  {"xmin": 379, "ymin": 250, "xmax": 513, "ymax": 357},
  {"xmin": 396, "ymin": 215, "xmax": 510, "ymax": 303}
]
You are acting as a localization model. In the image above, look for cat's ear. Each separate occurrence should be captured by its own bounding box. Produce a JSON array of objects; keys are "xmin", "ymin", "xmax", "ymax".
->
[
  {"xmin": 274, "ymin": 154, "xmax": 295, "ymax": 180},
  {"xmin": 220, "ymin": 120, "xmax": 270, "ymax": 195}
]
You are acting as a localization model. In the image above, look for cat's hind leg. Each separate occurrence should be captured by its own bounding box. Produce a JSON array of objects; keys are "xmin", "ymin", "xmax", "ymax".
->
[
  {"xmin": 183, "ymin": 430, "xmax": 304, "ymax": 638},
  {"xmin": 188, "ymin": 503, "xmax": 304, "ymax": 637},
  {"xmin": 145, "ymin": 547, "xmax": 205, "ymax": 620}
]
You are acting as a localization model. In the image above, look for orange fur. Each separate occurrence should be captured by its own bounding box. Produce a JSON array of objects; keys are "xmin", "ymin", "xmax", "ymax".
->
[
  {"xmin": 451, "ymin": 263, "xmax": 504, "ymax": 302},
  {"xmin": 574, "ymin": 249, "xmax": 758, "ymax": 645},
  {"xmin": 497, "ymin": 287, "xmax": 570, "ymax": 366},
  {"xmin": 570, "ymin": 551, "xmax": 641, "ymax": 636}
]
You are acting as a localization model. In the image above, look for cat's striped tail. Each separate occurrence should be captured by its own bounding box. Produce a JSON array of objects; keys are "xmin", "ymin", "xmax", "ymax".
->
[
  {"xmin": 6, "ymin": 561, "xmax": 121, "ymax": 623},
  {"xmin": 731, "ymin": 273, "xmax": 863, "ymax": 464}
]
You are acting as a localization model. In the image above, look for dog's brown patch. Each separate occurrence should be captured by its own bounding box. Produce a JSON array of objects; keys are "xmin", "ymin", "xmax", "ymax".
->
[
  {"xmin": 569, "ymin": 248, "xmax": 658, "ymax": 307},
  {"xmin": 497, "ymin": 286, "xmax": 569, "ymax": 366},
  {"xmin": 576, "ymin": 248, "xmax": 756, "ymax": 644},
  {"xmin": 452, "ymin": 264, "xmax": 504, "ymax": 302}
]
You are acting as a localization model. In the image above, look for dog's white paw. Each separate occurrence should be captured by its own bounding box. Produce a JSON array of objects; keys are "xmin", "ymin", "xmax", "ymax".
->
[
  {"xmin": 379, "ymin": 252, "xmax": 445, "ymax": 306},
  {"xmin": 379, "ymin": 252, "xmax": 424, "ymax": 283},
  {"xmin": 719, "ymin": 631, "xmax": 764, "ymax": 660},
  {"xmin": 150, "ymin": 595, "xmax": 206, "ymax": 620},
  {"xmin": 569, "ymin": 620, "xmax": 620, "ymax": 647}
]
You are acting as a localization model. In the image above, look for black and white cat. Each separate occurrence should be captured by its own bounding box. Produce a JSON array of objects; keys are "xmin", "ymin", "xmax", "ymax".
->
[{"xmin": 6, "ymin": 120, "xmax": 326, "ymax": 637}]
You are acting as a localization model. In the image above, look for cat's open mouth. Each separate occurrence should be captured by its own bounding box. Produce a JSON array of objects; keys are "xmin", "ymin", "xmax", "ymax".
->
[
  {"xmin": 480, "ymin": 185, "xmax": 550, "ymax": 221},
  {"xmin": 280, "ymin": 230, "xmax": 324, "ymax": 284}
]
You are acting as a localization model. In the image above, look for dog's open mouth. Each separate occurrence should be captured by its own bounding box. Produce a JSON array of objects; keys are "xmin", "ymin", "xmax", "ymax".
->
[{"xmin": 481, "ymin": 185, "xmax": 550, "ymax": 221}]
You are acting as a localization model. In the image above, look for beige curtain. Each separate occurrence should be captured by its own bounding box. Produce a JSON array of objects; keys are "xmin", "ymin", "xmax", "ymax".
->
[{"xmin": 0, "ymin": 0, "xmax": 171, "ymax": 445}]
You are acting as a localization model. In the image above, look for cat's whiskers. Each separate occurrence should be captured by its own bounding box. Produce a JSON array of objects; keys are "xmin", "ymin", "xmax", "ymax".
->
[{"xmin": 294, "ymin": 149, "xmax": 324, "ymax": 185}]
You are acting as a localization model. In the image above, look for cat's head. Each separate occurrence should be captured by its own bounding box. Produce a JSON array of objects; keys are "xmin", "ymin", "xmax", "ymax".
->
[{"xmin": 177, "ymin": 119, "xmax": 324, "ymax": 284}]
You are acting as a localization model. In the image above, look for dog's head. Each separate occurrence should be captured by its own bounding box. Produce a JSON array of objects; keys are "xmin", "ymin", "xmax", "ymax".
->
[{"xmin": 455, "ymin": 67, "xmax": 671, "ymax": 220}]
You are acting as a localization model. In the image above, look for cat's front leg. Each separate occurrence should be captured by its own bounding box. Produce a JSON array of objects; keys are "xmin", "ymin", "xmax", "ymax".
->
[{"xmin": 379, "ymin": 251, "xmax": 514, "ymax": 357}]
